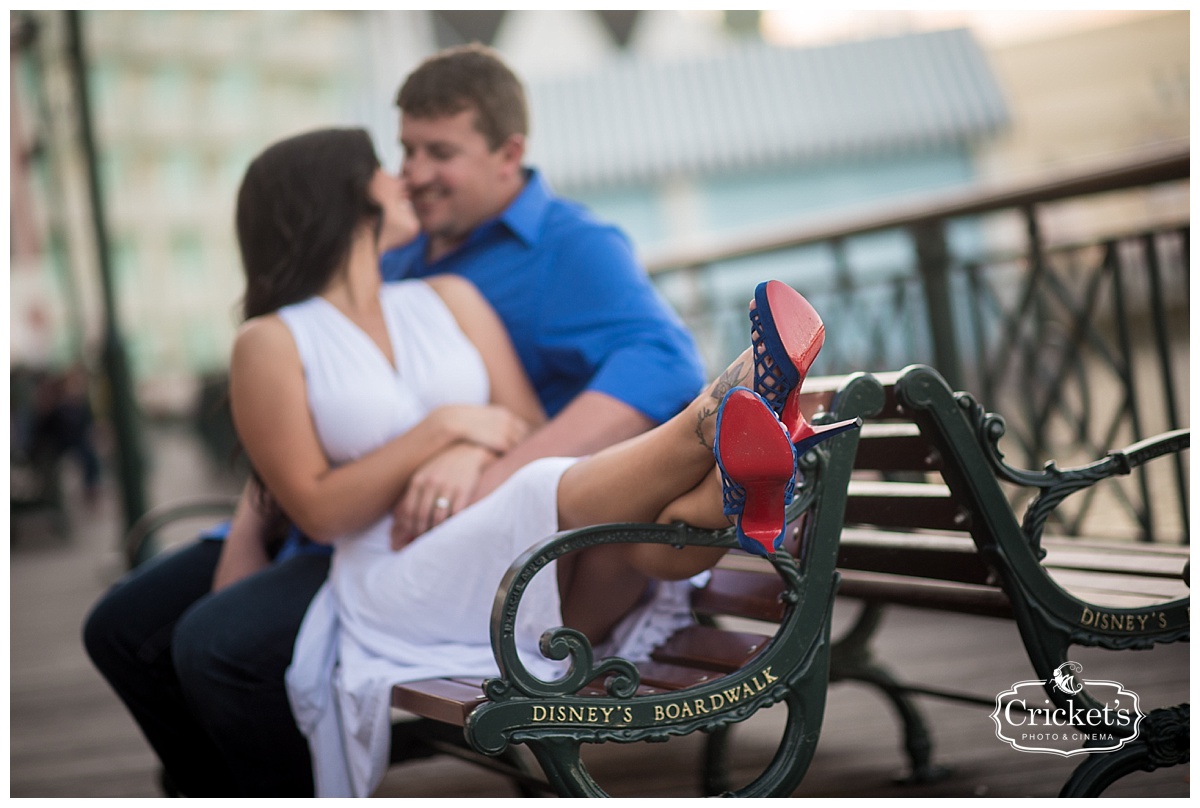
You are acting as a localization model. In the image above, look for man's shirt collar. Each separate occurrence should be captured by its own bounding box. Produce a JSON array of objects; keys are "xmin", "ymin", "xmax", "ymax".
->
[
  {"xmin": 494, "ymin": 167, "xmax": 551, "ymax": 247},
  {"xmin": 398, "ymin": 167, "xmax": 551, "ymax": 272}
]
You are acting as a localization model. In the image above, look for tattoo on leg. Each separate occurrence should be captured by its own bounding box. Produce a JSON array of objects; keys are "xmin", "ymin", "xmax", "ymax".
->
[{"xmin": 693, "ymin": 360, "xmax": 749, "ymax": 448}]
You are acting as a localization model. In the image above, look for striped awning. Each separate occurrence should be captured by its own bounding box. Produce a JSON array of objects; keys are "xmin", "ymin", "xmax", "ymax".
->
[{"xmin": 526, "ymin": 28, "xmax": 1009, "ymax": 191}]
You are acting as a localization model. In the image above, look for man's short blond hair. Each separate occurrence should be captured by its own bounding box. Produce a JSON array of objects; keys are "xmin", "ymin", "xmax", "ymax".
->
[{"xmin": 396, "ymin": 43, "xmax": 528, "ymax": 150}]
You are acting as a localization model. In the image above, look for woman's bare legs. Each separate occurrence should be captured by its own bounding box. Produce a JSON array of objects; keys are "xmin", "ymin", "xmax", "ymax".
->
[
  {"xmin": 553, "ymin": 281, "xmax": 842, "ymax": 644},
  {"xmin": 556, "ymin": 350, "xmax": 752, "ymax": 528},
  {"xmin": 652, "ymin": 467, "xmax": 728, "ymax": 533},
  {"xmin": 555, "ymin": 350, "xmax": 756, "ymax": 641}
]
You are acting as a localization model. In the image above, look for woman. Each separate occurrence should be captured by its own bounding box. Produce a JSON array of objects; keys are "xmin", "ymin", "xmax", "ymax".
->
[
  {"xmin": 82, "ymin": 129, "xmax": 429, "ymax": 799},
  {"xmin": 226, "ymin": 128, "xmax": 849, "ymax": 796}
]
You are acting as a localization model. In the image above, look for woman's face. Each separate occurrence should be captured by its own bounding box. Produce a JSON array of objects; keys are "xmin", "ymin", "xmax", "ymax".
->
[{"xmin": 370, "ymin": 168, "xmax": 420, "ymax": 253}]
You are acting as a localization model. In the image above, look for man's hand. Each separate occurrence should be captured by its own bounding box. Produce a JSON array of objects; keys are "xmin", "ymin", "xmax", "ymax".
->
[
  {"xmin": 212, "ymin": 480, "xmax": 274, "ymax": 591},
  {"xmin": 390, "ymin": 443, "xmax": 496, "ymax": 550}
]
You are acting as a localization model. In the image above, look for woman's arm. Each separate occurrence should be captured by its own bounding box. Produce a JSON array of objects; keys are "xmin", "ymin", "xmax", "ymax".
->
[{"xmin": 229, "ymin": 314, "xmax": 527, "ymax": 543}]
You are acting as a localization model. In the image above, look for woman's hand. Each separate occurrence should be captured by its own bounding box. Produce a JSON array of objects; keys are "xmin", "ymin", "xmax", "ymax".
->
[
  {"xmin": 390, "ymin": 443, "xmax": 496, "ymax": 550},
  {"xmin": 432, "ymin": 404, "xmax": 532, "ymax": 455},
  {"xmin": 388, "ymin": 404, "xmax": 534, "ymax": 549}
]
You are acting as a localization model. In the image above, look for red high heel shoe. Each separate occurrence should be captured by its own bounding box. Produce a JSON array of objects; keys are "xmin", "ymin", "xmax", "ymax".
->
[
  {"xmin": 749, "ymin": 280, "xmax": 825, "ymax": 436},
  {"xmin": 750, "ymin": 278, "xmax": 861, "ymax": 479},
  {"xmin": 713, "ymin": 386, "xmax": 798, "ymax": 559}
]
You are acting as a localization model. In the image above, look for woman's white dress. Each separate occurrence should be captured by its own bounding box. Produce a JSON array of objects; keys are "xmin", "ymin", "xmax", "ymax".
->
[{"xmin": 278, "ymin": 281, "xmax": 695, "ymax": 796}]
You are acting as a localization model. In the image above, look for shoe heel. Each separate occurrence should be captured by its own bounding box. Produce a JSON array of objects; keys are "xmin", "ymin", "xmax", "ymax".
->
[
  {"xmin": 714, "ymin": 387, "xmax": 798, "ymax": 558},
  {"xmin": 791, "ymin": 417, "xmax": 862, "ymax": 455}
]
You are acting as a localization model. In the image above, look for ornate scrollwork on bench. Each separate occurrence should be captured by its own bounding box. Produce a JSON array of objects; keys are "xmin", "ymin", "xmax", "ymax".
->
[{"xmin": 952, "ymin": 388, "xmax": 1190, "ymax": 558}]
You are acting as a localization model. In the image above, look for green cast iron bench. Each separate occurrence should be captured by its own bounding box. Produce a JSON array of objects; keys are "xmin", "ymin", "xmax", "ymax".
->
[{"xmin": 790, "ymin": 364, "xmax": 1189, "ymax": 797}]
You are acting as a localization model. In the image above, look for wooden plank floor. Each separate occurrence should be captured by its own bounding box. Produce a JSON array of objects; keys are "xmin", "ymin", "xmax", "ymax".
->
[{"xmin": 10, "ymin": 423, "xmax": 1190, "ymax": 798}]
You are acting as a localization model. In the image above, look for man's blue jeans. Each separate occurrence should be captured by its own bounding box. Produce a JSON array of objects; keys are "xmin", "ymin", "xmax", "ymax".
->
[{"xmin": 82, "ymin": 540, "xmax": 329, "ymax": 796}]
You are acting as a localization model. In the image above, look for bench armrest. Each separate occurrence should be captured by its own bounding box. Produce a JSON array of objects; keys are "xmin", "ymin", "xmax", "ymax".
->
[
  {"xmin": 481, "ymin": 464, "xmax": 829, "ymax": 707},
  {"xmin": 123, "ymin": 495, "xmax": 241, "ymax": 568},
  {"xmin": 484, "ymin": 521, "xmax": 741, "ymax": 705}
]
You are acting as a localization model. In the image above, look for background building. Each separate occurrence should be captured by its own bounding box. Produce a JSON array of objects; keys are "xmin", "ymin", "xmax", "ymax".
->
[{"xmin": 9, "ymin": 9, "xmax": 1188, "ymax": 411}]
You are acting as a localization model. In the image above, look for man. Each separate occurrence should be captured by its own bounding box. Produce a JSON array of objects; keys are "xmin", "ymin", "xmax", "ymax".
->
[
  {"xmin": 84, "ymin": 44, "xmax": 704, "ymax": 796},
  {"xmin": 383, "ymin": 44, "xmax": 704, "ymax": 543}
]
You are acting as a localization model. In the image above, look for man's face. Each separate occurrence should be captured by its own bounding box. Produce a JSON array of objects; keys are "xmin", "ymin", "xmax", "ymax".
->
[{"xmin": 399, "ymin": 108, "xmax": 522, "ymax": 255}]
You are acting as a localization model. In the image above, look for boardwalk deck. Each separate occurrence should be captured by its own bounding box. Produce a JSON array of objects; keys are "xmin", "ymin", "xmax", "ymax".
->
[{"xmin": 10, "ymin": 423, "xmax": 1189, "ymax": 798}]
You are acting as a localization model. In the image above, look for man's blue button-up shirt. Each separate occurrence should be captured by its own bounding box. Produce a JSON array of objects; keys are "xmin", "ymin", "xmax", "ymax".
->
[{"xmin": 381, "ymin": 169, "xmax": 705, "ymax": 424}]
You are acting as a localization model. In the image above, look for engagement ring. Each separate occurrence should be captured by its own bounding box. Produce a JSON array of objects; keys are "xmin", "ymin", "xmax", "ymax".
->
[{"xmin": 434, "ymin": 496, "xmax": 451, "ymax": 510}]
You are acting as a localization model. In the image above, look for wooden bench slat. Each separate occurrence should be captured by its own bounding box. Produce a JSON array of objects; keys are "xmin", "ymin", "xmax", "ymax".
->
[
  {"xmin": 844, "ymin": 480, "xmax": 968, "ymax": 532},
  {"xmin": 837, "ymin": 569, "xmax": 1013, "ymax": 619},
  {"xmin": 854, "ymin": 423, "xmax": 940, "ymax": 472},
  {"xmin": 650, "ymin": 625, "xmax": 772, "ymax": 673},
  {"xmin": 392, "ymin": 678, "xmax": 488, "ymax": 727},
  {"xmin": 838, "ymin": 529, "xmax": 1188, "ymax": 597},
  {"xmin": 1046, "ymin": 553, "xmax": 1189, "ymax": 580},
  {"xmin": 1041, "ymin": 540, "xmax": 1189, "ymax": 579},
  {"xmin": 577, "ymin": 680, "xmax": 674, "ymax": 697},
  {"xmin": 847, "ymin": 479, "xmax": 951, "ymax": 498},
  {"xmin": 1051, "ymin": 587, "xmax": 1190, "ymax": 610},
  {"xmin": 1042, "ymin": 536, "xmax": 1191, "ymax": 556},
  {"xmin": 1048, "ymin": 568, "xmax": 1191, "ymax": 603},
  {"xmin": 691, "ymin": 568, "xmax": 787, "ymax": 622},
  {"xmin": 796, "ymin": 370, "xmax": 906, "ymax": 417},
  {"xmin": 795, "ymin": 389, "xmax": 835, "ymax": 416},
  {"xmin": 577, "ymin": 662, "xmax": 727, "ymax": 698},
  {"xmin": 629, "ymin": 660, "xmax": 726, "ymax": 691},
  {"xmin": 837, "ymin": 527, "xmax": 993, "ymax": 585},
  {"xmin": 838, "ymin": 567, "xmax": 1187, "ymax": 615}
]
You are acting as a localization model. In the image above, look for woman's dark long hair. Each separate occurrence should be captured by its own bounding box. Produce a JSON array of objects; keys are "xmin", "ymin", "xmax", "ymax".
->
[
  {"xmin": 235, "ymin": 128, "xmax": 382, "ymax": 321},
  {"xmin": 232, "ymin": 128, "xmax": 382, "ymax": 541}
]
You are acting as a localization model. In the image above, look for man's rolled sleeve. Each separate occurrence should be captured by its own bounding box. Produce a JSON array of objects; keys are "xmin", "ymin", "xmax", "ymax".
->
[{"xmin": 541, "ymin": 225, "xmax": 706, "ymax": 424}]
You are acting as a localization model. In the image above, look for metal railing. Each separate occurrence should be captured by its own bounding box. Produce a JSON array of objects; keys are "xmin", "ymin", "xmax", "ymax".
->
[{"xmin": 645, "ymin": 147, "xmax": 1189, "ymax": 544}]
